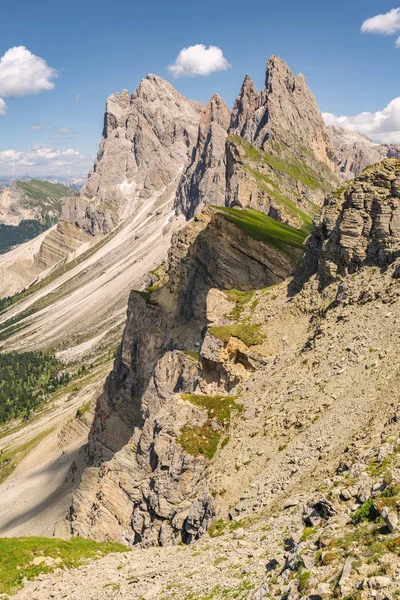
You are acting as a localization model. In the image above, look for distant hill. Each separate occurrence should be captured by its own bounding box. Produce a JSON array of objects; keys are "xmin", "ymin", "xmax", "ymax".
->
[{"xmin": 0, "ymin": 178, "xmax": 76, "ymax": 254}]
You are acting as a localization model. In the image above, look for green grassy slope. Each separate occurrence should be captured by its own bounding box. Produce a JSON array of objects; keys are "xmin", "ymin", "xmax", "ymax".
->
[
  {"xmin": 228, "ymin": 135, "xmax": 334, "ymax": 231},
  {"xmin": 18, "ymin": 179, "xmax": 75, "ymax": 210},
  {"xmin": 216, "ymin": 206, "xmax": 308, "ymax": 253}
]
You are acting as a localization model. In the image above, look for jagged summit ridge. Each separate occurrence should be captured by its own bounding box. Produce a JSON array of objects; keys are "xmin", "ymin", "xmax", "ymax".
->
[
  {"xmin": 175, "ymin": 55, "xmax": 339, "ymax": 219},
  {"xmin": 230, "ymin": 55, "xmax": 338, "ymax": 172}
]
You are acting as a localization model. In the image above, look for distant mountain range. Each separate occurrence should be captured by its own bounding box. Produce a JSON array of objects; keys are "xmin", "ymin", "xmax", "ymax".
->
[{"xmin": 0, "ymin": 175, "xmax": 86, "ymax": 191}]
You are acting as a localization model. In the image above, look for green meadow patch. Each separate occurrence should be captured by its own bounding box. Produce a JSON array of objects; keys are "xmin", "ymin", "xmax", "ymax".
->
[{"xmin": 0, "ymin": 536, "xmax": 127, "ymax": 595}]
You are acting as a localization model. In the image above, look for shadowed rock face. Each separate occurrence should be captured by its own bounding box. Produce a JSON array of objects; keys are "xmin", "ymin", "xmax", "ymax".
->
[
  {"xmin": 294, "ymin": 158, "xmax": 400, "ymax": 289},
  {"xmin": 327, "ymin": 125, "xmax": 400, "ymax": 181}
]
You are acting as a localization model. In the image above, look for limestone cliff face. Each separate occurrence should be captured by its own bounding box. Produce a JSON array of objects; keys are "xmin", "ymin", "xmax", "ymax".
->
[
  {"xmin": 296, "ymin": 158, "xmax": 400, "ymax": 288},
  {"xmin": 82, "ymin": 76, "xmax": 203, "ymax": 223},
  {"xmin": 327, "ymin": 125, "xmax": 400, "ymax": 181},
  {"xmin": 30, "ymin": 76, "xmax": 204, "ymax": 279},
  {"xmin": 175, "ymin": 95, "xmax": 231, "ymax": 219},
  {"xmin": 69, "ymin": 207, "xmax": 303, "ymax": 546}
]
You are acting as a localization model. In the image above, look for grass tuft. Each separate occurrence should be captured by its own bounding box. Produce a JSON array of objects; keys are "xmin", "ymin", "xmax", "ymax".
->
[
  {"xmin": 209, "ymin": 322, "xmax": 265, "ymax": 347},
  {"xmin": 178, "ymin": 394, "xmax": 243, "ymax": 459}
]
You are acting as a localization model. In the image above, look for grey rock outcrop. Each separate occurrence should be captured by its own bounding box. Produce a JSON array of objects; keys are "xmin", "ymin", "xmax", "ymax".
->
[
  {"xmin": 230, "ymin": 56, "xmax": 338, "ymax": 174},
  {"xmin": 31, "ymin": 76, "xmax": 204, "ymax": 277},
  {"xmin": 328, "ymin": 125, "xmax": 400, "ymax": 181},
  {"xmin": 81, "ymin": 75, "xmax": 203, "ymax": 222},
  {"xmin": 296, "ymin": 158, "xmax": 400, "ymax": 288},
  {"xmin": 229, "ymin": 74, "xmax": 261, "ymax": 140},
  {"xmin": 175, "ymin": 94, "xmax": 231, "ymax": 219},
  {"xmin": 177, "ymin": 55, "xmax": 339, "ymax": 223},
  {"xmin": 60, "ymin": 196, "xmax": 115, "ymax": 237}
]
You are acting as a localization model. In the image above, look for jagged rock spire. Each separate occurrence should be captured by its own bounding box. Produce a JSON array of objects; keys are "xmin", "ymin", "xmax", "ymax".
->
[
  {"xmin": 175, "ymin": 93, "xmax": 231, "ymax": 219},
  {"xmin": 229, "ymin": 74, "xmax": 260, "ymax": 139},
  {"xmin": 257, "ymin": 55, "xmax": 336, "ymax": 170},
  {"xmin": 230, "ymin": 56, "xmax": 337, "ymax": 172}
]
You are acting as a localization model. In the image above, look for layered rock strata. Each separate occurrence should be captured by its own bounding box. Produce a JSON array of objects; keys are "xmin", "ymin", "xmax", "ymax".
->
[{"xmin": 295, "ymin": 158, "xmax": 400, "ymax": 288}]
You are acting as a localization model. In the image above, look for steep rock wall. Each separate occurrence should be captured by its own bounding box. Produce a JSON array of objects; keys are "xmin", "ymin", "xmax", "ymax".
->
[{"xmin": 69, "ymin": 207, "xmax": 302, "ymax": 545}]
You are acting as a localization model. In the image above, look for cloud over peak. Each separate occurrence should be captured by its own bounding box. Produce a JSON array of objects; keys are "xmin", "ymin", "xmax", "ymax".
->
[
  {"xmin": 323, "ymin": 97, "xmax": 400, "ymax": 144},
  {"xmin": 168, "ymin": 44, "xmax": 230, "ymax": 78},
  {"xmin": 0, "ymin": 46, "xmax": 57, "ymax": 115}
]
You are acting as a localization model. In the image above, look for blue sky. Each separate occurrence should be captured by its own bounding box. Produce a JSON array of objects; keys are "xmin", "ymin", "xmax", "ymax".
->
[{"xmin": 1, "ymin": 0, "xmax": 400, "ymax": 177}]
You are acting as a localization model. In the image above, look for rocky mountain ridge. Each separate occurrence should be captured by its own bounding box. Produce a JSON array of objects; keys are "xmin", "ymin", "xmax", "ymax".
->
[
  {"xmin": 20, "ymin": 158, "xmax": 400, "ymax": 600},
  {"xmin": 328, "ymin": 125, "xmax": 400, "ymax": 180},
  {"xmin": 0, "ymin": 54, "xmax": 338, "ymax": 345},
  {"xmin": 65, "ymin": 160, "xmax": 400, "ymax": 555},
  {"xmin": 69, "ymin": 205, "xmax": 305, "ymax": 545},
  {"xmin": 175, "ymin": 56, "xmax": 340, "ymax": 222},
  {"xmin": 1, "ymin": 57, "xmax": 400, "ymax": 600}
]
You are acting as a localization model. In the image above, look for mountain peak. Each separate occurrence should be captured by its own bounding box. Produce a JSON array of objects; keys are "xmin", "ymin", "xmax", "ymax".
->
[
  {"xmin": 204, "ymin": 94, "xmax": 231, "ymax": 129},
  {"xmin": 229, "ymin": 55, "xmax": 337, "ymax": 173},
  {"xmin": 229, "ymin": 73, "xmax": 261, "ymax": 139}
]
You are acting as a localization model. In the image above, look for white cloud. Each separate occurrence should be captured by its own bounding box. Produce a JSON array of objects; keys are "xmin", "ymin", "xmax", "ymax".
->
[
  {"xmin": 0, "ymin": 144, "xmax": 92, "ymax": 177},
  {"xmin": 361, "ymin": 7, "xmax": 400, "ymax": 35},
  {"xmin": 0, "ymin": 46, "xmax": 57, "ymax": 99},
  {"xmin": 168, "ymin": 44, "xmax": 230, "ymax": 78},
  {"xmin": 31, "ymin": 124, "xmax": 42, "ymax": 131},
  {"xmin": 323, "ymin": 97, "xmax": 400, "ymax": 144},
  {"xmin": 0, "ymin": 98, "xmax": 6, "ymax": 116},
  {"xmin": 75, "ymin": 93, "xmax": 81, "ymax": 101}
]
